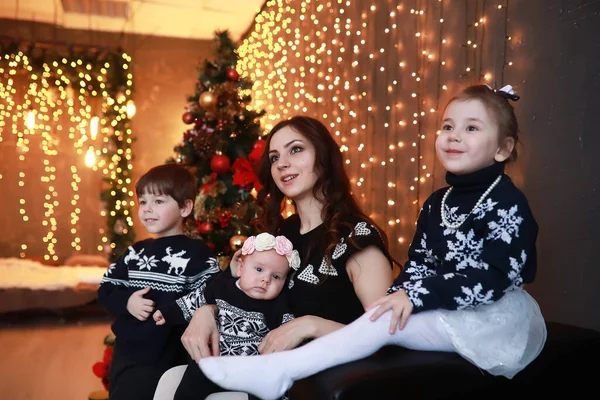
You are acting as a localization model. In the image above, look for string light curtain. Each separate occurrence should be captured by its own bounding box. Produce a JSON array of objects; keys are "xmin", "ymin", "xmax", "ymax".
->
[
  {"xmin": 0, "ymin": 43, "xmax": 136, "ymax": 262},
  {"xmin": 237, "ymin": 0, "xmax": 516, "ymax": 259}
]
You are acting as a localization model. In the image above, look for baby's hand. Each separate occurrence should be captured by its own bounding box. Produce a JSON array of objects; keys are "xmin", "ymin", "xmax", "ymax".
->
[
  {"xmin": 367, "ymin": 290, "xmax": 413, "ymax": 333},
  {"xmin": 153, "ymin": 310, "xmax": 166, "ymax": 326}
]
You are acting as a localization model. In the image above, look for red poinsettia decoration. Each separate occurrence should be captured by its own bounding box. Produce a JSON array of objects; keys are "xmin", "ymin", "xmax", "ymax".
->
[
  {"xmin": 248, "ymin": 139, "xmax": 266, "ymax": 163},
  {"xmin": 232, "ymin": 157, "xmax": 262, "ymax": 192},
  {"xmin": 92, "ymin": 343, "xmax": 114, "ymax": 391}
]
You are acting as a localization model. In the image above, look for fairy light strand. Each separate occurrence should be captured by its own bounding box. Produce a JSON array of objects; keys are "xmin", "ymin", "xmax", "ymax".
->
[
  {"xmin": 236, "ymin": 0, "xmax": 519, "ymax": 257},
  {"xmin": 0, "ymin": 45, "xmax": 136, "ymax": 261}
]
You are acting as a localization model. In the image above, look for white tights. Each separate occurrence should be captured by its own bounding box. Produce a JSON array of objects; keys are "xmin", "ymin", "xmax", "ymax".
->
[{"xmin": 198, "ymin": 307, "xmax": 454, "ymax": 400}]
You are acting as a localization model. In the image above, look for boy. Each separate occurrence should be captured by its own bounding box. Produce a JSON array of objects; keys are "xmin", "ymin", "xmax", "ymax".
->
[{"xmin": 97, "ymin": 163, "xmax": 220, "ymax": 400}]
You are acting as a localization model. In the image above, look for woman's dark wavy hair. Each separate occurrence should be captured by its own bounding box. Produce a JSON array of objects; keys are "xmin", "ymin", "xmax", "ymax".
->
[{"xmin": 255, "ymin": 115, "xmax": 399, "ymax": 268}]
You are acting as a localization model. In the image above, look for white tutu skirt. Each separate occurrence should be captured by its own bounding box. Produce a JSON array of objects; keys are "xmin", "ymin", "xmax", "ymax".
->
[{"xmin": 437, "ymin": 289, "xmax": 547, "ymax": 379}]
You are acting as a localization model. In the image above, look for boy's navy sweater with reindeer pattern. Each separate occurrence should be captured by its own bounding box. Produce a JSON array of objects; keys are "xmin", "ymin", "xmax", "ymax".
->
[{"xmin": 98, "ymin": 234, "xmax": 220, "ymax": 363}]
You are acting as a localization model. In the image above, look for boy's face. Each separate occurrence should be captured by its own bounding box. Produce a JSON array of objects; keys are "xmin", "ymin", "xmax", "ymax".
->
[
  {"xmin": 237, "ymin": 250, "xmax": 289, "ymax": 300},
  {"xmin": 137, "ymin": 192, "xmax": 189, "ymax": 238}
]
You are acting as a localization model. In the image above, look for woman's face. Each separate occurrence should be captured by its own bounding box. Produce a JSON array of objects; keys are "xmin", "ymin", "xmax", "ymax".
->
[{"xmin": 268, "ymin": 126, "xmax": 319, "ymax": 202}]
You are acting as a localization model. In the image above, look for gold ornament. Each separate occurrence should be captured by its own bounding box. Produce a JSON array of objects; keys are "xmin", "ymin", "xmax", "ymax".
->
[
  {"xmin": 229, "ymin": 234, "xmax": 248, "ymax": 251},
  {"xmin": 199, "ymin": 91, "xmax": 216, "ymax": 108}
]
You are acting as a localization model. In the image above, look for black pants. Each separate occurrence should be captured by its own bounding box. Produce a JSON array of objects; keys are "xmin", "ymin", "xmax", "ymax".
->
[
  {"xmin": 108, "ymin": 345, "xmax": 168, "ymax": 400},
  {"xmin": 174, "ymin": 356, "xmax": 261, "ymax": 400},
  {"xmin": 109, "ymin": 331, "xmax": 188, "ymax": 400}
]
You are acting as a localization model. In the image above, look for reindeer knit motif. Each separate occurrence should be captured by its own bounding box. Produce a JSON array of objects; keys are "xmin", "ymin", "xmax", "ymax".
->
[{"xmin": 97, "ymin": 234, "xmax": 220, "ymax": 363}]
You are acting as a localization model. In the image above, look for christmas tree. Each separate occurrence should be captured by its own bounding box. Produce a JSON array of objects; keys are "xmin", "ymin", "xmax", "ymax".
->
[{"xmin": 169, "ymin": 31, "xmax": 266, "ymax": 267}]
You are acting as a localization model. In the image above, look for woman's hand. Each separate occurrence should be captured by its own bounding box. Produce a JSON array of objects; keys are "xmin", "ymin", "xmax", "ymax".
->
[
  {"xmin": 258, "ymin": 316, "xmax": 344, "ymax": 354},
  {"xmin": 180, "ymin": 305, "xmax": 219, "ymax": 362},
  {"xmin": 228, "ymin": 249, "xmax": 242, "ymax": 277},
  {"xmin": 366, "ymin": 290, "xmax": 413, "ymax": 333},
  {"xmin": 258, "ymin": 316, "xmax": 316, "ymax": 354}
]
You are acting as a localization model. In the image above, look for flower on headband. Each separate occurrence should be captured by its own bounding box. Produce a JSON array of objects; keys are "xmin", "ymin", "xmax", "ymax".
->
[
  {"xmin": 254, "ymin": 233, "xmax": 276, "ymax": 251},
  {"xmin": 241, "ymin": 235, "xmax": 256, "ymax": 255},
  {"xmin": 241, "ymin": 233, "xmax": 301, "ymax": 270},
  {"xmin": 287, "ymin": 250, "xmax": 301, "ymax": 271},
  {"xmin": 274, "ymin": 236, "xmax": 293, "ymax": 256}
]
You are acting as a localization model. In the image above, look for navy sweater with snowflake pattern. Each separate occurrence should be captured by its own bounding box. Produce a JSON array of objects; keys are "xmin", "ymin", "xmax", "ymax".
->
[
  {"xmin": 388, "ymin": 162, "xmax": 538, "ymax": 313},
  {"xmin": 97, "ymin": 234, "xmax": 220, "ymax": 362}
]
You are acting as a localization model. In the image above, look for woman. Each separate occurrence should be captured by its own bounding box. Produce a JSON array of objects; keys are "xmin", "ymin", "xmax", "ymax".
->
[{"xmin": 173, "ymin": 116, "xmax": 398, "ymax": 399}]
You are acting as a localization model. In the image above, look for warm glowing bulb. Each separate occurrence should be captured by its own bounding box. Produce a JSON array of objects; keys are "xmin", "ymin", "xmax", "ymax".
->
[
  {"xmin": 90, "ymin": 116, "xmax": 99, "ymax": 139},
  {"xmin": 126, "ymin": 100, "xmax": 136, "ymax": 118},
  {"xmin": 26, "ymin": 112, "xmax": 35, "ymax": 129},
  {"xmin": 85, "ymin": 147, "xmax": 96, "ymax": 167}
]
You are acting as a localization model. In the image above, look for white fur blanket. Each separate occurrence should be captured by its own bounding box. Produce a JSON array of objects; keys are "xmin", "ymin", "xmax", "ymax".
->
[{"xmin": 0, "ymin": 257, "xmax": 107, "ymax": 290}]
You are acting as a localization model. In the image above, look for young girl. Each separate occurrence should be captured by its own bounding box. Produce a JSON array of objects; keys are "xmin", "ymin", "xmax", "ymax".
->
[{"xmin": 194, "ymin": 84, "xmax": 548, "ymax": 400}]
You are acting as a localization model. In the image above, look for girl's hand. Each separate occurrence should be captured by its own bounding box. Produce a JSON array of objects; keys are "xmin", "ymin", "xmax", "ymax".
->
[
  {"xmin": 181, "ymin": 305, "xmax": 220, "ymax": 362},
  {"xmin": 153, "ymin": 310, "xmax": 165, "ymax": 325},
  {"xmin": 367, "ymin": 290, "xmax": 413, "ymax": 333}
]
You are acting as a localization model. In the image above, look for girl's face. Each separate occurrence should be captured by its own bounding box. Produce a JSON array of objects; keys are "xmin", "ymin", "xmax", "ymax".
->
[
  {"xmin": 237, "ymin": 250, "xmax": 289, "ymax": 300},
  {"xmin": 436, "ymin": 99, "xmax": 514, "ymax": 175},
  {"xmin": 268, "ymin": 126, "xmax": 319, "ymax": 202}
]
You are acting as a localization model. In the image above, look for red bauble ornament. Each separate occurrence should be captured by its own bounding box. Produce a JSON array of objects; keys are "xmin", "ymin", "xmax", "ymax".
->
[
  {"xmin": 218, "ymin": 210, "xmax": 232, "ymax": 228},
  {"xmin": 182, "ymin": 112, "xmax": 195, "ymax": 124},
  {"xmin": 210, "ymin": 153, "xmax": 231, "ymax": 174},
  {"xmin": 226, "ymin": 67, "xmax": 240, "ymax": 81},
  {"xmin": 197, "ymin": 221, "xmax": 214, "ymax": 235}
]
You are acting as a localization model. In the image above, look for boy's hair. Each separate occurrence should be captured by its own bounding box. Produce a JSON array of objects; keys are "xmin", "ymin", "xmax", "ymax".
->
[
  {"xmin": 135, "ymin": 163, "xmax": 197, "ymax": 207},
  {"xmin": 444, "ymin": 84, "xmax": 520, "ymax": 162}
]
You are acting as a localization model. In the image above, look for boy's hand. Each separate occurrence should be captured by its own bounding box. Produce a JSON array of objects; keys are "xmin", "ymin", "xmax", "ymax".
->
[
  {"xmin": 367, "ymin": 290, "xmax": 413, "ymax": 333},
  {"xmin": 153, "ymin": 310, "xmax": 166, "ymax": 325},
  {"xmin": 126, "ymin": 287, "xmax": 155, "ymax": 321}
]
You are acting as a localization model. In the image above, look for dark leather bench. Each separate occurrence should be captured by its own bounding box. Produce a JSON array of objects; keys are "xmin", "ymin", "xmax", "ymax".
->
[{"xmin": 289, "ymin": 322, "xmax": 600, "ymax": 399}]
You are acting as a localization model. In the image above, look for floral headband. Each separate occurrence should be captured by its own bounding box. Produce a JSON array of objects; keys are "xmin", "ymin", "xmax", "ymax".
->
[
  {"xmin": 485, "ymin": 84, "xmax": 520, "ymax": 102},
  {"xmin": 241, "ymin": 232, "xmax": 301, "ymax": 271}
]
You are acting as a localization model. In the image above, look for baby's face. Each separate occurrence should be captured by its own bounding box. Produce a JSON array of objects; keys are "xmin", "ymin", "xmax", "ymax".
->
[{"xmin": 237, "ymin": 250, "xmax": 290, "ymax": 300}]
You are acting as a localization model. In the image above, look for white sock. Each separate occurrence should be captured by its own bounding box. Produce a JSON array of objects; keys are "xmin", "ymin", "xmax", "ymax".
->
[{"xmin": 198, "ymin": 307, "xmax": 454, "ymax": 400}]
